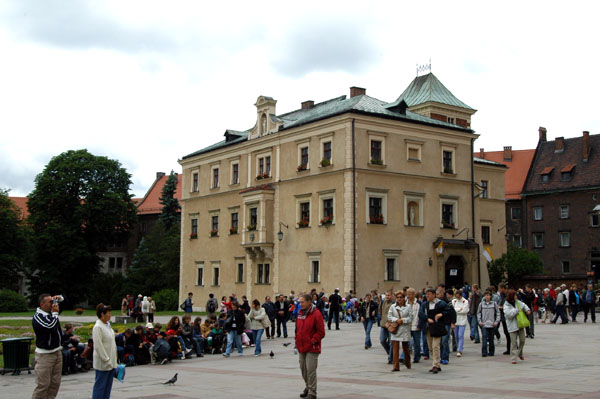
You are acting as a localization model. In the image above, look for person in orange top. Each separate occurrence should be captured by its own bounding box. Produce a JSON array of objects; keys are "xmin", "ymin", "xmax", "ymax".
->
[{"xmin": 295, "ymin": 293, "xmax": 325, "ymax": 399}]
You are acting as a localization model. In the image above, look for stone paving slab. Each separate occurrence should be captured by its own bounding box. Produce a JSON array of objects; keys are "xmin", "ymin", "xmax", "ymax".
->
[{"xmin": 1, "ymin": 320, "xmax": 599, "ymax": 398}]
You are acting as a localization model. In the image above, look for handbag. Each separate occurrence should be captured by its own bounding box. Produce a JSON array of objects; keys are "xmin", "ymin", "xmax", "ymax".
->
[
  {"xmin": 261, "ymin": 316, "xmax": 271, "ymax": 329},
  {"xmin": 516, "ymin": 302, "xmax": 530, "ymax": 329},
  {"xmin": 385, "ymin": 321, "xmax": 399, "ymax": 334}
]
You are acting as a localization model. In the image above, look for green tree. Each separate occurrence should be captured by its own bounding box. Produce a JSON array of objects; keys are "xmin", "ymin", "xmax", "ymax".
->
[
  {"xmin": 0, "ymin": 189, "xmax": 31, "ymax": 291},
  {"xmin": 159, "ymin": 171, "xmax": 180, "ymax": 231},
  {"xmin": 487, "ymin": 245, "xmax": 544, "ymax": 287},
  {"xmin": 27, "ymin": 150, "xmax": 137, "ymax": 306}
]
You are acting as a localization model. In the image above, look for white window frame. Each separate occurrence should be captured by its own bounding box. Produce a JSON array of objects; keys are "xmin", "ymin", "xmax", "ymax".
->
[
  {"xmin": 404, "ymin": 193, "xmax": 424, "ymax": 227},
  {"xmin": 405, "ymin": 140, "xmax": 423, "ymax": 162},
  {"xmin": 319, "ymin": 134, "xmax": 334, "ymax": 166},
  {"xmin": 229, "ymin": 206, "xmax": 240, "ymax": 235},
  {"xmin": 210, "ymin": 164, "xmax": 220, "ymax": 189},
  {"xmin": 191, "ymin": 170, "xmax": 199, "ymax": 193},
  {"xmin": 368, "ymin": 132, "xmax": 386, "ymax": 165},
  {"xmin": 441, "ymin": 144, "xmax": 456, "ymax": 174},
  {"xmin": 295, "ymin": 194, "xmax": 312, "ymax": 228},
  {"xmin": 209, "ymin": 209, "xmax": 220, "ymax": 236},
  {"xmin": 297, "ymin": 141, "xmax": 310, "ymax": 170},
  {"xmin": 440, "ymin": 197, "xmax": 458, "ymax": 229},
  {"xmin": 561, "ymin": 260, "xmax": 571, "ymax": 274},
  {"xmin": 307, "ymin": 252, "xmax": 321, "ymax": 283},
  {"xmin": 533, "ymin": 206, "xmax": 543, "ymax": 221},
  {"xmin": 512, "ymin": 234, "xmax": 522, "ymax": 248},
  {"xmin": 481, "ymin": 222, "xmax": 492, "ymax": 245},
  {"xmin": 559, "ymin": 205, "xmax": 569, "ymax": 219},
  {"xmin": 480, "ymin": 180, "xmax": 489, "ymax": 199},
  {"xmin": 559, "ymin": 231, "xmax": 570, "ymax": 247},
  {"xmin": 383, "ymin": 249, "xmax": 401, "ymax": 281},
  {"xmin": 318, "ymin": 190, "xmax": 335, "ymax": 226},
  {"xmin": 255, "ymin": 151, "xmax": 273, "ymax": 179},
  {"xmin": 211, "ymin": 261, "xmax": 220, "ymax": 286},
  {"xmin": 230, "ymin": 160, "xmax": 240, "ymax": 185},
  {"xmin": 591, "ymin": 214, "xmax": 600, "ymax": 227},
  {"xmin": 196, "ymin": 262, "xmax": 204, "ymax": 286},
  {"xmin": 256, "ymin": 263, "xmax": 271, "ymax": 284},
  {"xmin": 533, "ymin": 232, "xmax": 544, "ymax": 248},
  {"xmin": 366, "ymin": 189, "xmax": 388, "ymax": 224},
  {"xmin": 235, "ymin": 257, "xmax": 244, "ymax": 284}
]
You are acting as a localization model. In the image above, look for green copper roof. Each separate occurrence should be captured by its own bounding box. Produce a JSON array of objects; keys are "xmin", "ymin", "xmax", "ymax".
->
[{"xmin": 386, "ymin": 73, "xmax": 474, "ymax": 111}]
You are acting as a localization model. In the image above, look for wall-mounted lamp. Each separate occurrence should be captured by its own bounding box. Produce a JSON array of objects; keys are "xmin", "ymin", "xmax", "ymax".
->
[
  {"xmin": 428, "ymin": 257, "xmax": 433, "ymax": 267},
  {"xmin": 277, "ymin": 222, "xmax": 289, "ymax": 242}
]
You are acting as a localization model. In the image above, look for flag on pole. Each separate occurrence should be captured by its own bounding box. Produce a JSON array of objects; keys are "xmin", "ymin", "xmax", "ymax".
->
[
  {"xmin": 435, "ymin": 240, "xmax": 444, "ymax": 256},
  {"xmin": 483, "ymin": 246, "xmax": 494, "ymax": 262}
]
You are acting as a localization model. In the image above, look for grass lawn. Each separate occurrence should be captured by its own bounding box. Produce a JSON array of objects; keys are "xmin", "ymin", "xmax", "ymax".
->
[{"xmin": 0, "ymin": 310, "xmax": 206, "ymax": 318}]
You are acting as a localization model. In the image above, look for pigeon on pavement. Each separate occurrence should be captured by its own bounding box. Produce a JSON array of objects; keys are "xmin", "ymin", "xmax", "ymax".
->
[
  {"xmin": 269, "ymin": 350, "xmax": 274, "ymax": 359},
  {"xmin": 282, "ymin": 342, "xmax": 291, "ymax": 347},
  {"xmin": 163, "ymin": 373, "xmax": 178, "ymax": 385}
]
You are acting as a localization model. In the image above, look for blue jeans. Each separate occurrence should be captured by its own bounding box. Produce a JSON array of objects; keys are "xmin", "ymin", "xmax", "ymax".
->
[
  {"xmin": 92, "ymin": 369, "xmax": 114, "ymax": 399},
  {"xmin": 276, "ymin": 318, "xmax": 288, "ymax": 337},
  {"xmin": 226, "ymin": 331, "xmax": 243, "ymax": 355},
  {"xmin": 481, "ymin": 327, "xmax": 495, "ymax": 355},
  {"xmin": 411, "ymin": 330, "xmax": 422, "ymax": 361},
  {"xmin": 469, "ymin": 314, "xmax": 480, "ymax": 341},
  {"xmin": 379, "ymin": 327, "xmax": 393, "ymax": 363},
  {"xmin": 252, "ymin": 329, "xmax": 264, "ymax": 355},
  {"xmin": 192, "ymin": 337, "xmax": 205, "ymax": 355},
  {"xmin": 454, "ymin": 325, "xmax": 466, "ymax": 352},
  {"xmin": 363, "ymin": 319, "xmax": 374, "ymax": 347},
  {"xmin": 441, "ymin": 325, "xmax": 450, "ymax": 361}
]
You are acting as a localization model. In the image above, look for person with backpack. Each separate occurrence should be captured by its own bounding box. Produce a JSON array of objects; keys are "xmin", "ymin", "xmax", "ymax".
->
[
  {"xmin": 477, "ymin": 290, "xmax": 500, "ymax": 357},
  {"xmin": 181, "ymin": 292, "xmax": 194, "ymax": 313},
  {"xmin": 206, "ymin": 293, "xmax": 219, "ymax": 320}
]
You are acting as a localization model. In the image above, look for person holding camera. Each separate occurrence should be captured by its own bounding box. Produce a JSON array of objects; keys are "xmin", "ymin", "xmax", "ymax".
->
[{"xmin": 32, "ymin": 293, "xmax": 64, "ymax": 399}]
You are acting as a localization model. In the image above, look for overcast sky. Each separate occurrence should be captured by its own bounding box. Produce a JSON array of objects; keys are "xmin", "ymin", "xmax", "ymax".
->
[{"xmin": 1, "ymin": 1, "xmax": 598, "ymax": 197}]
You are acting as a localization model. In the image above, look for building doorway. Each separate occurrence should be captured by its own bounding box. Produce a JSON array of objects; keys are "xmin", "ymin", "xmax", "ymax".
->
[{"xmin": 445, "ymin": 255, "xmax": 464, "ymax": 289}]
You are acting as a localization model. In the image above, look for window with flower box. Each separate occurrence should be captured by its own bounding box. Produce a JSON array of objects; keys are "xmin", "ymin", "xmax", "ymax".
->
[
  {"xmin": 440, "ymin": 197, "xmax": 458, "ymax": 229},
  {"xmin": 190, "ymin": 218, "xmax": 198, "ymax": 239},
  {"xmin": 210, "ymin": 215, "xmax": 219, "ymax": 237}
]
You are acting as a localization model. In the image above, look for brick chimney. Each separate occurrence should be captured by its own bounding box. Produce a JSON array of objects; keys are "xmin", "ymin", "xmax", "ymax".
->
[
  {"xmin": 350, "ymin": 86, "xmax": 366, "ymax": 98},
  {"xmin": 156, "ymin": 172, "xmax": 166, "ymax": 180},
  {"xmin": 479, "ymin": 148, "xmax": 485, "ymax": 158},
  {"xmin": 539, "ymin": 126, "xmax": 547, "ymax": 142},
  {"xmin": 555, "ymin": 137, "xmax": 565, "ymax": 153},
  {"xmin": 301, "ymin": 100, "xmax": 314, "ymax": 110},
  {"xmin": 583, "ymin": 131, "xmax": 590, "ymax": 162},
  {"xmin": 503, "ymin": 146, "xmax": 513, "ymax": 161}
]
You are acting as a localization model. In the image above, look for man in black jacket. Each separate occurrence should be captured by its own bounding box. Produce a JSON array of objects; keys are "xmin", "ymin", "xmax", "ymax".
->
[
  {"xmin": 32, "ymin": 293, "xmax": 63, "ymax": 399},
  {"xmin": 274, "ymin": 294, "xmax": 289, "ymax": 338},
  {"xmin": 328, "ymin": 289, "xmax": 342, "ymax": 330},
  {"xmin": 223, "ymin": 302, "xmax": 246, "ymax": 356},
  {"xmin": 418, "ymin": 288, "xmax": 450, "ymax": 374},
  {"xmin": 262, "ymin": 296, "xmax": 276, "ymax": 339}
]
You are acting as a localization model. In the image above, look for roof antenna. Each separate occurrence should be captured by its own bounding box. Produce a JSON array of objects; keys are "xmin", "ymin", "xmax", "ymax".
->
[{"xmin": 416, "ymin": 58, "xmax": 432, "ymax": 76}]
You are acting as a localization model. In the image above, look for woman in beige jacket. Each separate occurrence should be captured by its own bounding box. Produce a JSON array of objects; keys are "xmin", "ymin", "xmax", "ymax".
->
[
  {"xmin": 387, "ymin": 291, "xmax": 412, "ymax": 371},
  {"xmin": 92, "ymin": 303, "xmax": 117, "ymax": 399},
  {"xmin": 248, "ymin": 299, "xmax": 268, "ymax": 357}
]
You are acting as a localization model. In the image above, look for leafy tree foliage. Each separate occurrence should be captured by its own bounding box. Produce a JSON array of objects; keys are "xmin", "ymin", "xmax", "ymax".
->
[
  {"xmin": 152, "ymin": 288, "xmax": 179, "ymax": 311},
  {"xmin": 487, "ymin": 245, "xmax": 544, "ymax": 287},
  {"xmin": 27, "ymin": 150, "xmax": 137, "ymax": 306},
  {"xmin": 0, "ymin": 289, "xmax": 28, "ymax": 312},
  {"xmin": 88, "ymin": 272, "xmax": 127, "ymax": 310},
  {"xmin": 159, "ymin": 171, "xmax": 180, "ymax": 231},
  {"xmin": 0, "ymin": 189, "xmax": 31, "ymax": 291}
]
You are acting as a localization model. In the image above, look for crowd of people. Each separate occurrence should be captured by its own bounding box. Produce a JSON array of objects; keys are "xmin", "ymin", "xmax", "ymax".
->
[{"xmin": 31, "ymin": 282, "xmax": 598, "ymax": 399}]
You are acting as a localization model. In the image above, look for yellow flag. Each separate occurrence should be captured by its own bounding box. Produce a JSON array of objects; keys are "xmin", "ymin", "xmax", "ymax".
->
[
  {"xmin": 483, "ymin": 246, "xmax": 494, "ymax": 262},
  {"xmin": 435, "ymin": 240, "xmax": 444, "ymax": 256}
]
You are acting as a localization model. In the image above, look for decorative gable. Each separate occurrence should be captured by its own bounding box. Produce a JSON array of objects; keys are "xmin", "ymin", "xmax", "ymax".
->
[{"xmin": 249, "ymin": 96, "xmax": 282, "ymax": 140}]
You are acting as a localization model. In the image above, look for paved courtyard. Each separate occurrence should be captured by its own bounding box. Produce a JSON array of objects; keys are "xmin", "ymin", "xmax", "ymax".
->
[{"xmin": 1, "ymin": 319, "xmax": 599, "ymax": 399}]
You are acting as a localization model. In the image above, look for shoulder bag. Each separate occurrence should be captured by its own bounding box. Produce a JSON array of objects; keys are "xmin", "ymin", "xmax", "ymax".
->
[{"xmin": 516, "ymin": 301, "xmax": 530, "ymax": 329}]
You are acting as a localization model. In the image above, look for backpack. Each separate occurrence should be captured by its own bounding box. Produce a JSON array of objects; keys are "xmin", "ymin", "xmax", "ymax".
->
[{"xmin": 207, "ymin": 299, "xmax": 216, "ymax": 313}]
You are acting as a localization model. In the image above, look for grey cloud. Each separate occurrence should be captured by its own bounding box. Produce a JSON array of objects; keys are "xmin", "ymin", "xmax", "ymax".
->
[
  {"xmin": 270, "ymin": 17, "xmax": 380, "ymax": 77},
  {"xmin": 3, "ymin": 1, "xmax": 176, "ymax": 53}
]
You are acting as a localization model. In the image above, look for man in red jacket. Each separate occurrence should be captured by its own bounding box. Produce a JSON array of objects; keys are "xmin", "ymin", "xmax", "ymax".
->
[{"xmin": 296, "ymin": 293, "xmax": 325, "ymax": 399}]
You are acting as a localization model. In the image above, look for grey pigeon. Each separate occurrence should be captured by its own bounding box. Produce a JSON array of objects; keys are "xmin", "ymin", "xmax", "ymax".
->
[
  {"xmin": 163, "ymin": 373, "xmax": 178, "ymax": 385},
  {"xmin": 269, "ymin": 350, "xmax": 274, "ymax": 359},
  {"xmin": 282, "ymin": 342, "xmax": 291, "ymax": 347}
]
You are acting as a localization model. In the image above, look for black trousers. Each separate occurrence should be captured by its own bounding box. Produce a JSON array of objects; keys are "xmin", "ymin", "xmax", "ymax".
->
[
  {"xmin": 501, "ymin": 319, "xmax": 511, "ymax": 352},
  {"xmin": 583, "ymin": 303, "xmax": 596, "ymax": 322},
  {"xmin": 265, "ymin": 318, "xmax": 275, "ymax": 338}
]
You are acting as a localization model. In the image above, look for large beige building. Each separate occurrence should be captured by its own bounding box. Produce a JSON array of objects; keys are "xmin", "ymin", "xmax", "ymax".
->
[{"xmin": 178, "ymin": 73, "xmax": 506, "ymax": 308}]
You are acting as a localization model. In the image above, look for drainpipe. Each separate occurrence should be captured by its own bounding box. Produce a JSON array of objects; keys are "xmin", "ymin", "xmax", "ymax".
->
[
  {"xmin": 352, "ymin": 119, "xmax": 357, "ymax": 294},
  {"xmin": 471, "ymin": 137, "xmax": 481, "ymax": 287}
]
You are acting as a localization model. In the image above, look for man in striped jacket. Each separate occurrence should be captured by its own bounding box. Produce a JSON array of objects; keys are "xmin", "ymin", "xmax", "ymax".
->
[{"xmin": 32, "ymin": 293, "xmax": 63, "ymax": 399}]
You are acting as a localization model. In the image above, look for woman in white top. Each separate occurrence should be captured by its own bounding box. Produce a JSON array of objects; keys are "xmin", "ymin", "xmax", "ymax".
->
[
  {"xmin": 141, "ymin": 296, "xmax": 150, "ymax": 323},
  {"xmin": 248, "ymin": 299, "xmax": 267, "ymax": 357},
  {"xmin": 503, "ymin": 289, "xmax": 531, "ymax": 364},
  {"xmin": 451, "ymin": 289, "xmax": 469, "ymax": 357},
  {"xmin": 92, "ymin": 303, "xmax": 117, "ymax": 399},
  {"xmin": 387, "ymin": 291, "xmax": 412, "ymax": 371}
]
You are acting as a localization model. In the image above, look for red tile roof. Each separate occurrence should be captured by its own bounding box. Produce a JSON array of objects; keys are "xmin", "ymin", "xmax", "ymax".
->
[
  {"xmin": 475, "ymin": 149, "xmax": 536, "ymax": 200},
  {"xmin": 137, "ymin": 174, "xmax": 182, "ymax": 215},
  {"xmin": 540, "ymin": 166, "xmax": 554, "ymax": 175},
  {"xmin": 8, "ymin": 197, "xmax": 29, "ymax": 220}
]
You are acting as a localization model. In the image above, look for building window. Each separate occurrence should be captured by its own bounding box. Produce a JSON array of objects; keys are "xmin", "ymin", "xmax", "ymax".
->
[
  {"xmin": 257, "ymin": 263, "xmax": 270, "ymax": 284},
  {"xmin": 298, "ymin": 145, "xmax": 309, "ymax": 170},
  {"xmin": 447, "ymin": 117, "xmax": 455, "ymax": 124},
  {"xmin": 533, "ymin": 207, "xmax": 543, "ymax": 221},
  {"xmin": 257, "ymin": 155, "xmax": 271, "ymax": 179},
  {"xmin": 310, "ymin": 260, "xmax": 320, "ymax": 283},
  {"xmin": 512, "ymin": 234, "xmax": 522, "ymax": 248},
  {"xmin": 482, "ymin": 225, "xmax": 491, "ymax": 244},
  {"xmin": 191, "ymin": 218, "xmax": 198, "ymax": 236},
  {"xmin": 192, "ymin": 172, "xmax": 199, "ymax": 192},
  {"xmin": 210, "ymin": 215, "xmax": 219, "ymax": 236},
  {"xmin": 562, "ymin": 260, "xmax": 571, "ymax": 274},
  {"xmin": 212, "ymin": 262, "xmax": 220, "ymax": 286},
  {"xmin": 386, "ymin": 258, "xmax": 398, "ymax": 281},
  {"xmin": 511, "ymin": 207, "xmax": 521, "ymax": 219},
  {"xmin": 441, "ymin": 199, "xmax": 458, "ymax": 229},
  {"xmin": 560, "ymin": 205, "xmax": 569, "ymax": 219},
  {"xmin": 533, "ymin": 233, "xmax": 544, "ymax": 248},
  {"xmin": 230, "ymin": 212, "xmax": 238, "ymax": 234},
  {"xmin": 370, "ymin": 140, "xmax": 382, "ymax": 163},
  {"xmin": 236, "ymin": 262, "xmax": 244, "ymax": 283},
  {"xmin": 211, "ymin": 166, "xmax": 219, "ymax": 188},
  {"xmin": 442, "ymin": 148, "xmax": 454, "ymax": 174},
  {"xmin": 322, "ymin": 141, "xmax": 332, "ymax": 165},
  {"xmin": 249, "ymin": 207, "xmax": 258, "ymax": 230},
  {"xmin": 541, "ymin": 174, "xmax": 550, "ymax": 182},
  {"xmin": 318, "ymin": 191, "xmax": 335, "ymax": 226},
  {"xmin": 480, "ymin": 180, "xmax": 488, "ymax": 199},
  {"xmin": 406, "ymin": 141, "xmax": 422, "ymax": 162},
  {"xmin": 561, "ymin": 171, "xmax": 571, "ymax": 181},
  {"xmin": 559, "ymin": 232, "xmax": 570, "ymax": 247},
  {"xmin": 404, "ymin": 195, "xmax": 424, "ymax": 227},
  {"xmin": 366, "ymin": 190, "xmax": 387, "ymax": 224},
  {"xmin": 369, "ymin": 197, "xmax": 383, "ymax": 224},
  {"xmin": 591, "ymin": 214, "xmax": 600, "ymax": 227},
  {"xmin": 231, "ymin": 162, "xmax": 239, "ymax": 185},
  {"xmin": 196, "ymin": 262, "xmax": 204, "ymax": 286},
  {"xmin": 298, "ymin": 201, "xmax": 310, "ymax": 228}
]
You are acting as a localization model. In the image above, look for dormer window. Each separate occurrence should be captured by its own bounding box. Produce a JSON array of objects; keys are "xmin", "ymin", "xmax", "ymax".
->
[
  {"xmin": 561, "ymin": 164, "xmax": 575, "ymax": 182},
  {"xmin": 540, "ymin": 166, "xmax": 553, "ymax": 182}
]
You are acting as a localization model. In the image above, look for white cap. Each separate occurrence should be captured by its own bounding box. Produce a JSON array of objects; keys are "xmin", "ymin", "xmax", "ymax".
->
[{"xmin": 145, "ymin": 323, "xmax": 153, "ymax": 329}]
